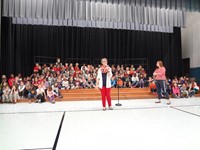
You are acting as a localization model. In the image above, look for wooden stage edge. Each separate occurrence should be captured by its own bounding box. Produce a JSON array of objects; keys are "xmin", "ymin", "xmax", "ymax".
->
[{"xmin": 9, "ymin": 88, "xmax": 200, "ymax": 103}]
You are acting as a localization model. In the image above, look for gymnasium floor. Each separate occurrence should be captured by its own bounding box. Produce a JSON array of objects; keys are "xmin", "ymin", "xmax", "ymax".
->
[{"xmin": 0, "ymin": 98, "xmax": 200, "ymax": 150}]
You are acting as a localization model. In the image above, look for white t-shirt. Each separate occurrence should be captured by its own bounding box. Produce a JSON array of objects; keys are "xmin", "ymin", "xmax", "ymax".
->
[{"xmin": 36, "ymin": 88, "xmax": 45, "ymax": 95}]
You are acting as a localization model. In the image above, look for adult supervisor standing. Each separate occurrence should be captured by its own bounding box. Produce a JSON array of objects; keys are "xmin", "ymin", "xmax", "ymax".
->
[
  {"xmin": 153, "ymin": 61, "xmax": 171, "ymax": 105},
  {"xmin": 96, "ymin": 58, "xmax": 113, "ymax": 111}
]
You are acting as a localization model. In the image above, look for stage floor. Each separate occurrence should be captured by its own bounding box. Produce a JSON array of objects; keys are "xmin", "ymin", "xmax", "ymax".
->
[{"xmin": 1, "ymin": 98, "xmax": 200, "ymax": 150}]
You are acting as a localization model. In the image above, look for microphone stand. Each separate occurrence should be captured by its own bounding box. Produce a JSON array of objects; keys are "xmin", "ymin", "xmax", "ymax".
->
[{"xmin": 115, "ymin": 77, "xmax": 122, "ymax": 106}]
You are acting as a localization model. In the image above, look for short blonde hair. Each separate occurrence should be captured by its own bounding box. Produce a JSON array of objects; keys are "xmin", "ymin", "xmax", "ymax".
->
[{"xmin": 101, "ymin": 58, "xmax": 108, "ymax": 64}]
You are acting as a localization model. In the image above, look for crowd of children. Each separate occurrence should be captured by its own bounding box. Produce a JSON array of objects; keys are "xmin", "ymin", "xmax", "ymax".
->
[
  {"xmin": 149, "ymin": 76, "xmax": 199, "ymax": 98},
  {"xmin": 0, "ymin": 58, "xmax": 148, "ymax": 104},
  {"xmin": 0, "ymin": 58, "xmax": 199, "ymax": 104}
]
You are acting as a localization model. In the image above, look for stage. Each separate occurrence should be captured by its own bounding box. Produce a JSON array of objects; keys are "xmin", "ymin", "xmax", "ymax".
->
[{"xmin": 0, "ymin": 98, "xmax": 200, "ymax": 150}]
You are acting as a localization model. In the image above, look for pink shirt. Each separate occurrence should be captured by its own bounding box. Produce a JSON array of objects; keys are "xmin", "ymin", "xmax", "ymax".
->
[
  {"xmin": 173, "ymin": 87, "xmax": 180, "ymax": 94},
  {"xmin": 47, "ymin": 90, "xmax": 55, "ymax": 97},
  {"xmin": 154, "ymin": 67, "xmax": 166, "ymax": 80}
]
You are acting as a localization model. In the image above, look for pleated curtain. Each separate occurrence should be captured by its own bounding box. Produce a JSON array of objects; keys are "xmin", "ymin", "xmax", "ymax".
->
[{"xmin": 2, "ymin": 0, "xmax": 199, "ymax": 33}]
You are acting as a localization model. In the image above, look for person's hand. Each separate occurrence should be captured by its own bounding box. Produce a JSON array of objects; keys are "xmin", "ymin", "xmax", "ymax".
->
[{"xmin": 95, "ymin": 85, "xmax": 99, "ymax": 90}]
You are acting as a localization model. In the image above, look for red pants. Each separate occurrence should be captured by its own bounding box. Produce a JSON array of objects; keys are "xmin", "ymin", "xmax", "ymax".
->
[{"xmin": 100, "ymin": 87, "xmax": 111, "ymax": 107}]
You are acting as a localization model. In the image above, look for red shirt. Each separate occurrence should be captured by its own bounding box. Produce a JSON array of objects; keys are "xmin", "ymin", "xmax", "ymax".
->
[
  {"xmin": 149, "ymin": 83, "xmax": 156, "ymax": 89},
  {"xmin": 74, "ymin": 66, "xmax": 80, "ymax": 71},
  {"xmin": 124, "ymin": 71, "xmax": 130, "ymax": 77},
  {"xmin": 8, "ymin": 78, "xmax": 15, "ymax": 87},
  {"xmin": 53, "ymin": 67, "xmax": 57, "ymax": 72},
  {"xmin": 34, "ymin": 66, "xmax": 39, "ymax": 72}
]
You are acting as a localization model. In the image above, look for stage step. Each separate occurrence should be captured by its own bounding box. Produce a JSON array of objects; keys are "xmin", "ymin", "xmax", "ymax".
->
[{"xmin": 2, "ymin": 88, "xmax": 199, "ymax": 103}]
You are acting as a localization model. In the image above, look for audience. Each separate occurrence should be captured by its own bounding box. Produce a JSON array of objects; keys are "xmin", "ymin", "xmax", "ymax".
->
[
  {"xmin": 172, "ymin": 83, "xmax": 180, "ymax": 98},
  {"xmin": 0, "ymin": 59, "xmax": 199, "ymax": 104}
]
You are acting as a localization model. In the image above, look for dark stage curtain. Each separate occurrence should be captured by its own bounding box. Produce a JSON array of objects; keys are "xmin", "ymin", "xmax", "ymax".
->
[{"xmin": 1, "ymin": 17, "xmax": 182, "ymax": 78}]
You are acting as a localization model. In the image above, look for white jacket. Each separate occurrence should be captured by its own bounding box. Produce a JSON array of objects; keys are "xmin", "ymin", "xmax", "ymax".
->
[{"xmin": 97, "ymin": 67, "xmax": 112, "ymax": 89}]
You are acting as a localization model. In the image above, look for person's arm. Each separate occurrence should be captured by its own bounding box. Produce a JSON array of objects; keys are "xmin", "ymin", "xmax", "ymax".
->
[
  {"xmin": 178, "ymin": 88, "xmax": 180, "ymax": 94},
  {"xmin": 46, "ymin": 91, "xmax": 50, "ymax": 97},
  {"xmin": 43, "ymin": 89, "xmax": 47, "ymax": 99},
  {"xmin": 155, "ymin": 67, "xmax": 165, "ymax": 77},
  {"xmin": 36, "ymin": 89, "xmax": 39, "ymax": 96},
  {"xmin": 108, "ymin": 67, "xmax": 112, "ymax": 78},
  {"xmin": 172, "ymin": 87, "xmax": 175, "ymax": 94},
  {"xmin": 153, "ymin": 68, "xmax": 159, "ymax": 76},
  {"xmin": 20, "ymin": 85, "xmax": 25, "ymax": 92}
]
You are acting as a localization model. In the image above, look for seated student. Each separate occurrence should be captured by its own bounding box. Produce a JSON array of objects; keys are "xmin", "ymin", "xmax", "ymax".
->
[
  {"xmin": 79, "ymin": 76, "xmax": 87, "ymax": 88},
  {"xmin": 86, "ymin": 77, "xmax": 95, "ymax": 89},
  {"xmin": 69, "ymin": 63, "xmax": 74, "ymax": 71},
  {"xmin": 130, "ymin": 65, "xmax": 135, "ymax": 72},
  {"xmin": 131, "ymin": 74, "xmax": 139, "ymax": 88},
  {"xmin": 10, "ymin": 85, "xmax": 19, "ymax": 104},
  {"xmin": 33, "ymin": 77, "xmax": 39, "ymax": 88},
  {"xmin": 193, "ymin": 82, "xmax": 199, "ymax": 94},
  {"xmin": 55, "ymin": 58, "xmax": 63, "ymax": 70},
  {"xmin": 111, "ymin": 76, "xmax": 117, "ymax": 88},
  {"xmin": 172, "ymin": 83, "xmax": 180, "ymax": 98},
  {"xmin": 111, "ymin": 65, "xmax": 116, "ymax": 76},
  {"xmin": 123, "ymin": 75, "xmax": 131, "ymax": 88},
  {"xmin": 81, "ymin": 64, "xmax": 88, "ymax": 74},
  {"xmin": 18, "ymin": 81, "xmax": 26, "ymax": 99},
  {"xmin": 35, "ymin": 84, "xmax": 46, "ymax": 103},
  {"xmin": 172, "ymin": 76, "xmax": 179, "ymax": 85},
  {"xmin": 48, "ymin": 73, "xmax": 54, "ymax": 86},
  {"xmin": 74, "ymin": 63, "xmax": 80, "ymax": 72},
  {"xmin": 69, "ymin": 77, "xmax": 75, "ymax": 89},
  {"xmin": 52, "ymin": 64, "xmax": 58, "ymax": 72},
  {"xmin": 13, "ymin": 76, "xmax": 20, "ymax": 87},
  {"xmin": 52, "ymin": 82, "xmax": 63, "ymax": 98},
  {"xmin": 33, "ymin": 63, "xmax": 41, "ymax": 73},
  {"xmin": 116, "ymin": 76, "xmax": 124, "ymax": 88},
  {"xmin": 139, "ymin": 74, "xmax": 145, "ymax": 88},
  {"xmin": 180, "ymin": 84, "xmax": 189, "ymax": 98},
  {"xmin": 136, "ymin": 65, "xmax": 143, "ymax": 73},
  {"xmin": 47, "ymin": 86, "xmax": 57, "ymax": 104},
  {"xmin": 84, "ymin": 70, "xmax": 90, "ymax": 80},
  {"xmin": 166, "ymin": 79, "xmax": 172, "ymax": 94},
  {"xmin": 147, "ymin": 77, "xmax": 154, "ymax": 87},
  {"xmin": 62, "ymin": 77, "xmax": 70, "ymax": 89},
  {"xmin": 44, "ymin": 78, "xmax": 50, "ymax": 90},
  {"xmin": 74, "ymin": 75, "xmax": 81, "ymax": 89},
  {"xmin": 2, "ymin": 85, "xmax": 11, "ymax": 103},
  {"xmin": 8, "ymin": 74, "xmax": 15, "ymax": 87},
  {"xmin": 56, "ymin": 75, "xmax": 63, "ymax": 89},
  {"xmin": 188, "ymin": 83, "xmax": 195, "ymax": 98},
  {"xmin": 65, "ymin": 63, "xmax": 69, "ymax": 70},
  {"xmin": 27, "ymin": 84, "xmax": 36, "ymax": 103},
  {"xmin": 149, "ymin": 80, "xmax": 156, "ymax": 95}
]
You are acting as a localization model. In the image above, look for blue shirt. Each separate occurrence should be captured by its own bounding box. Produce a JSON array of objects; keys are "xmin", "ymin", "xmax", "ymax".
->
[{"xmin": 102, "ymin": 73, "xmax": 107, "ymax": 87}]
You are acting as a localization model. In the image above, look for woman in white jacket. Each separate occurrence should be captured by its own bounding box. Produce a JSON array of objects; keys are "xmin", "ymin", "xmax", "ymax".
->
[{"xmin": 96, "ymin": 58, "xmax": 113, "ymax": 111}]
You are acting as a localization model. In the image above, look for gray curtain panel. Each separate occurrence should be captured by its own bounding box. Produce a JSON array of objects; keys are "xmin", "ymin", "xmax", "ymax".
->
[{"xmin": 2, "ymin": 0, "xmax": 190, "ymax": 33}]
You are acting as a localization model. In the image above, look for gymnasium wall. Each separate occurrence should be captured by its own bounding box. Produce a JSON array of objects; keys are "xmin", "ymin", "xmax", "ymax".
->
[{"xmin": 181, "ymin": 12, "xmax": 200, "ymax": 83}]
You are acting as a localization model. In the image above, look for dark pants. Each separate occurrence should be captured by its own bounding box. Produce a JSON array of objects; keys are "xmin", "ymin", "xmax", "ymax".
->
[
  {"xmin": 36, "ymin": 94, "xmax": 45, "ymax": 102},
  {"xmin": 155, "ymin": 80, "xmax": 169, "ymax": 100},
  {"xmin": 19, "ymin": 89, "xmax": 25, "ymax": 97}
]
